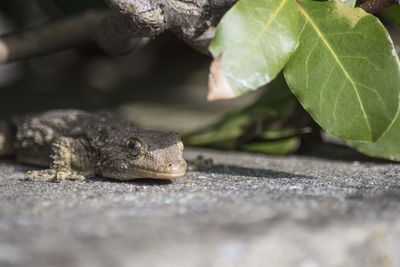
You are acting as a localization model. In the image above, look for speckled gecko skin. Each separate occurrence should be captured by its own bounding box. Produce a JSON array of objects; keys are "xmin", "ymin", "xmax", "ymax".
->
[{"xmin": 0, "ymin": 110, "xmax": 187, "ymax": 181}]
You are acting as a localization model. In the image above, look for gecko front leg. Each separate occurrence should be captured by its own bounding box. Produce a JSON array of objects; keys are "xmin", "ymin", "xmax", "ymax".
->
[{"xmin": 25, "ymin": 137, "xmax": 95, "ymax": 181}]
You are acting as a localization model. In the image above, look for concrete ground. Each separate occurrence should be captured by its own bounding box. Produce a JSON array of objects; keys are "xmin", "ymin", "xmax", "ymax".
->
[{"xmin": 0, "ymin": 146, "xmax": 399, "ymax": 267}]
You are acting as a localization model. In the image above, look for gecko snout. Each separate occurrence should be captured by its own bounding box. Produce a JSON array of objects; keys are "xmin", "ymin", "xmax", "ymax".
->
[{"xmin": 166, "ymin": 160, "xmax": 187, "ymax": 174}]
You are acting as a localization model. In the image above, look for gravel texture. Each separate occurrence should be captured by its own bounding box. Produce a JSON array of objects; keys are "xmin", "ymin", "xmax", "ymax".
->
[{"xmin": 0, "ymin": 147, "xmax": 400, "ymax": 267}]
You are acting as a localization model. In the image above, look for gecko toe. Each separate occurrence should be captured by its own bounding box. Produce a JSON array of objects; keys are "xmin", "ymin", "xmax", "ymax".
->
[{"xmin": 25, "ymin": 169, "xmax": 85, "ymax": 182}]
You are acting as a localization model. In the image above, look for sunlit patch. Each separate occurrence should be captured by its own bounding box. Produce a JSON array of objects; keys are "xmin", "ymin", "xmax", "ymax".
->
[{"xmin": 177, "ymin": 138, "xmax": 184, "ymax": 152}]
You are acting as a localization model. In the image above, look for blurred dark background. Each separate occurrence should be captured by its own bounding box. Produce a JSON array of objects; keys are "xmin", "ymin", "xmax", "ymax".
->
[
  {"xmin": 0, "ymin": 0, "xmax": 258, "ymax": 133},
  {"xmin": 1, "ymin": 0, "xmax": 398, "ymax": 140}
]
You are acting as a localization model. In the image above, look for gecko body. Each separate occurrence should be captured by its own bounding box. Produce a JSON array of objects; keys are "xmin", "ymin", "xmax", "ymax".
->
[{"xmin": 0, "ymin": 110, "xmax": 187, "ymax": 181}]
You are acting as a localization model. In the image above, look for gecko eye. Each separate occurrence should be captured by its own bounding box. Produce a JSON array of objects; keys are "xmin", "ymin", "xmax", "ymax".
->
[{"xmin": 128, "ymin": 138, "xmax": 143, "ymax": 157}]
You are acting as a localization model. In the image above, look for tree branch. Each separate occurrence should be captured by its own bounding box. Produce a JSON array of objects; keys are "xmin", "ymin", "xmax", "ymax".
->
[
  {"xmin": 102, "ymin": 0, "xmax": 237, "ymax": 53},
  {"xmin": 0, "ymin": 10, "xmax": 109, "ymax": 63},
  {"xmin": 0, "ymin": 0, "xmax": 397, "ymax": 64},
  {"xmin": 0, "ymin": 1, "xmax": 237, "ymax": 63},
  {"xmin": 359, "ymin": 0, "xmax": 398, "ymax": 14}
]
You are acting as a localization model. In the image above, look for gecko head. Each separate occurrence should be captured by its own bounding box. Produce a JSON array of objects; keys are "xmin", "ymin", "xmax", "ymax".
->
[{"xmin": 97, "ymin": 128, "xmax": 187, "ymax": 180}]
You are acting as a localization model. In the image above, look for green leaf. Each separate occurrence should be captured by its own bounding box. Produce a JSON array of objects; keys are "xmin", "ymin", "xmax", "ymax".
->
[
  {"xmin": 350, "ymin": 107, "xmax": 400, "ymax": 161},
  {"xmin": 284, "ymin": 0, "xmax": 400, "ymax": 142},
  {"xmin": 185, "ymin": 75, "xmax": 302, "ymax": 155},
  {"xmin": 349, "ymin": 51, "xmax": 400, "ymax": 161},
  {"xmin": 208, "ymin": 0, "xmax": 300, "ymax": 100},
  {"xmin": 243, "ymin": 138, "xmax": 300, "ymax": 155}
]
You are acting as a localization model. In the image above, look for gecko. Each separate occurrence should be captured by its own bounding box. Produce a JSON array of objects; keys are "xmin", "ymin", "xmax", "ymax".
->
[{"xmin": 0, "ymin": 110, "xmax": 187, "ymax": 181}]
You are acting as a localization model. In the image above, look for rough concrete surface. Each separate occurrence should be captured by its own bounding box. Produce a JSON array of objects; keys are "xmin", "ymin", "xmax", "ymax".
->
[{"xmin": 0, "ymin": 147, "xmax": 400, "ymax": 267}]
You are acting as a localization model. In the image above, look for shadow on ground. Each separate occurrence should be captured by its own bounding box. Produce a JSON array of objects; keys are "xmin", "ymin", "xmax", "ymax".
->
[
  {"xmin": 197, "ymin": 164, "xmax": 315, "ymax": 180},
  {"xmin": 297, "ymin": 143, "xmax": 394, "ymax": 163}
]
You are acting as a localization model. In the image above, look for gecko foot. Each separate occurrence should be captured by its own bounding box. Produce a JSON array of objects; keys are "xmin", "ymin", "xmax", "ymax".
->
[{"xmin": 25, "ymin": 169, "xmax": 86, "ymax": 182}]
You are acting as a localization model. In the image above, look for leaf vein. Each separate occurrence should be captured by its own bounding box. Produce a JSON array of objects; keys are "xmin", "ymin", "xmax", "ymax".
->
[
  {"xmin": 333, "ymin": 80, "xmax": 348, "ymax": 125},
  {"xmin": 355, "ymin": 82, "xmax": 391, "ymax": 117},
  {"xmin": 305, "ymin": 39, "xmax": 320, "ymax": 90},
  {"xmin": 298, "ymin": 3, "xmax": 373, "ymax": 140},
  {"xmin": 339, "ymin": 56, "xmax": 385, "ymax": 72},
  {"xmin": 319, "ymin": 64, "xmax": 337, "ymax": 113}
]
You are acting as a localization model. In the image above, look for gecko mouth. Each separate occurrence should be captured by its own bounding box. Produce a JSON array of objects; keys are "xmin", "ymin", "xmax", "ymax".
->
[
  {"xmin": 103, "ymin": 161, "xmax": 187, "ymax": 180},
  {"xmin": 131, "ymin": 168, "xmax": 187, "ymax": 179}
]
